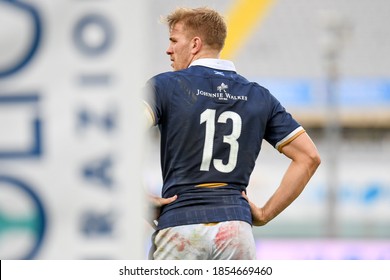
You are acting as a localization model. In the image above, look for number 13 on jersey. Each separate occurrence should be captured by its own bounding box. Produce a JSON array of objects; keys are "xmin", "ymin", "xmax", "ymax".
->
[{"xmin": 200, "ymin": 109, "xmax": 242, "ymax": 173}]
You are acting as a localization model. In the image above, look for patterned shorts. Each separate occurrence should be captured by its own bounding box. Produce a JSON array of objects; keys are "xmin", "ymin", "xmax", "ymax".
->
[{"xmin": 150, "ymin": 220, "xmax": 256, "ymax": 260}]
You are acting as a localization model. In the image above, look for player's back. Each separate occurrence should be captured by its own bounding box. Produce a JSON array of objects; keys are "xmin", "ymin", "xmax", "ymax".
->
[
  {"xmin": 151, "ymin": 65, "xmax": 272, "ymax": 191},
  {"xmin": 146, "ymin": 63, "xmax": 300, "ymax": 229}
]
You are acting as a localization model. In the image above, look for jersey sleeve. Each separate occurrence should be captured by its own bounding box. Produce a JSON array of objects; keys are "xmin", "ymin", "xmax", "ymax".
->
[
  {"xmin": 264, "ymin": 92, "xmax": 305, "ymax": 152},
  {"xmin": 143, "ymin": 75, "xmax": 167, "ymax": 126}
]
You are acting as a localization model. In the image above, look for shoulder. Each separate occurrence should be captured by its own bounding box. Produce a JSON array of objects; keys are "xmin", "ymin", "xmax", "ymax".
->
[
  {"xmin": 247, "ymin": 80, "xmax": 271, "ymax": 95},
  {"xmin": 233, "ymin": 73, "xmax": 270, "ymax": 92},
  {"xmin": 235, "ymin": 75, "xmax": 275, "ymax": 100},
  {"xmin": 148, "ymin": 70, "xmax": 189, "ymax": 88},
  {"xmin": 149, "ymin": 71, "xmax": 175, "ymax": 83},
  {"xmin": 249, "ymin": 81, "xmax": 280, "ymax": 104}
]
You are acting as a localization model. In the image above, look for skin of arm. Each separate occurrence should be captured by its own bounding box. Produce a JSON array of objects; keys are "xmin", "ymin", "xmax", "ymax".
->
[{"xmin": 242, "ymin": 132, "xmax": 321, "ymax": 226}]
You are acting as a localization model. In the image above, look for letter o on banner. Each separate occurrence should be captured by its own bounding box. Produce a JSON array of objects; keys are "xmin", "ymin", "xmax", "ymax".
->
[{"xmin": 73, "ymin": 13, "xmax": 114, "ymax": 56}]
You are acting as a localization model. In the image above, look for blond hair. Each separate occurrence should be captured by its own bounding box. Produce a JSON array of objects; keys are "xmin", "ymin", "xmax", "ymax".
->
[{"xmin": 164, "ymin": 7, "xmax": 227, "ymax": 51}]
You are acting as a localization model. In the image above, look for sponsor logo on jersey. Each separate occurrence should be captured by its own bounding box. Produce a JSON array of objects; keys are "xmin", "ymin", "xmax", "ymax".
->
[{"xmin": 196, "ymin": 83, "xmax": 248, "ymax": 101}]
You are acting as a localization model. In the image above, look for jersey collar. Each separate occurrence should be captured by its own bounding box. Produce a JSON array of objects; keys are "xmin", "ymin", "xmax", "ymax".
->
[{"xmin": 189, "ymin": 58, "xmax": 236, "ymax": 72}]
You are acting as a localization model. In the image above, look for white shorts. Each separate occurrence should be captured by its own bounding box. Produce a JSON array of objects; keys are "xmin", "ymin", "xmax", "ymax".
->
[{"xmin": 150, "ymin": 221, "xmax": 256, "ymax": 260}]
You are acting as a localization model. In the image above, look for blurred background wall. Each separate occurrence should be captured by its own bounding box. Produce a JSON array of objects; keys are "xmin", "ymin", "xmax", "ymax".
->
[
  {"xmin": 1, "ymin": 0, "xmax": 389, "ymax": 260},
  {"xmin": 0, "ymin": 0, "xmax": 148, "ymax": 259}
]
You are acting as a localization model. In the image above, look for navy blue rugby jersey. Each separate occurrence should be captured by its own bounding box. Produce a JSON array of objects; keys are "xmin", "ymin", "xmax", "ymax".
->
[{"xmin": 144, "ymin": 59, "xmax": 304, "ymax": 229}]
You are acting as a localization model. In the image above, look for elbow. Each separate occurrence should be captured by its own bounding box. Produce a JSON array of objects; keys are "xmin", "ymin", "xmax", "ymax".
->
[{"xmin": 309, "ymin": 150, "xmax": 321, "ymax": 171}]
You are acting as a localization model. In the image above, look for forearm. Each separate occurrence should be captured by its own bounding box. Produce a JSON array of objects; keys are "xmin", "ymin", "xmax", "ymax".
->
[
  {"xmin": 261, "ymin": 158, "xmax": 318, "ymax": 224},
  {"xmin": 247, "ymin": 132, "xmax": 321, "ymax": 226}
]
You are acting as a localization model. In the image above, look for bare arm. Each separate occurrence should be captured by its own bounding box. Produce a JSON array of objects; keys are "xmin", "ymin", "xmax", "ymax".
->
[{"xmin": 243, "ymin": 132, "xmax": 321, "ymax": 226}]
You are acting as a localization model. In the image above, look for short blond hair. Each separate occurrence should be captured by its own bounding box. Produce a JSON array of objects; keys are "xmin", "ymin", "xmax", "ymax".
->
[{"xmin": 164, "ymin": 7, "xmax": 227, "ymax": 52}]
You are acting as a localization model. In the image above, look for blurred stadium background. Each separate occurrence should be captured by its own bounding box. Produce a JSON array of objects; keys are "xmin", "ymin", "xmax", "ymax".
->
[{"xmin": 1, "ymin": 0, "xmax": 389, "ymax": 259}]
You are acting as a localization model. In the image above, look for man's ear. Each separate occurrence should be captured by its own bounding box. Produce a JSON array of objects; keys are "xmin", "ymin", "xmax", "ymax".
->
[{"xmin": 191, "ymin": 37, "xmax": 202, "ymax": 54}]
